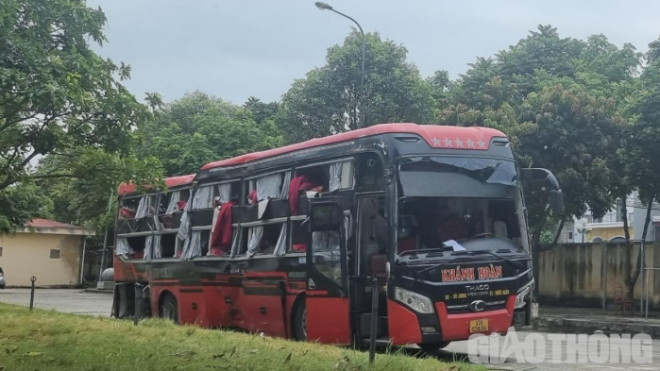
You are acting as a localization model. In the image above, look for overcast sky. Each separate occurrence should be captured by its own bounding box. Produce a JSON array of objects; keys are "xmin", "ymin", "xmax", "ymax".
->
[{"xmin": 87, "ymin": 0, "xmax": 660, "ymax": 105}]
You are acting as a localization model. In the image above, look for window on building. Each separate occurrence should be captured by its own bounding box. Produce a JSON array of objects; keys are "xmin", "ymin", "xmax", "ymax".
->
[
  {"xmin": 0, "ymin": 246, "xmax": 3, "ymax": 256},
  {"xmin": 50, "ymin": 249, "xmax": 61, "ymax": 259}
]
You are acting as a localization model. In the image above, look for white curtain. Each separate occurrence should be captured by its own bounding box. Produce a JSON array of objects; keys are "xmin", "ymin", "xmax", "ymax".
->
[
  {"xmin": 144, "ymin": 234, "xmax": 162, "ymax": 260},
  {"xmin": 217, "ymin": 183, "xmax": 231, "ymax": 202},
  {"xmin": 229, "ymin": 228, "xmax": 240, "ymax": 257},
  {"xmin": 152, "ymin": 235, "xmax": 162, "ymax": 259},
  {"xmin": 280, "ymin": 171, "xmax": 291, "ymax": 199},
  {"xmin": 165, "ymin": 191, "xmax": 181, "ymax": 214},
  {"xmin": 177, "ymin": 201, "xmax": 191, "ymax": 258},
  {"xmin": 144, "ymin": 235, "xmax": 153, "ymax": 260},
  {"xmin": 257, "ymin": 173, "xmax": 283, "ymax": 201},
  {"xmin": 329, "ymin": 162, "xmax": 342, "ymax": 192},
  {"xmin": 273, "ymin": 224, "xmax": 288, "ymax": 256},
  {"xmin": 247, "ymin": 226, "xmax": 263, "ymax": 256},
  {"xmin": 116, "ymin": 237, "xmax": 134, "ymax": 255},
  {"xmin": 135, "ymin": 196, "xmax": 150, "ymax": 218},
  {"xmin": 182, "ymin": 231, "xmax": 202, "ymax": 260},
  {"xmin": 329, "ymin": 161, "xmax": 354, "ymax": 192},
  {"xmin": 192, "ymin": 186, "xmax": 214, "ymax": 209}
]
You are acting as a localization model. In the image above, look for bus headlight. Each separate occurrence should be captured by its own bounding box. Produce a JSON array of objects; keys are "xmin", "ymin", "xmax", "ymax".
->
[
  {"xmin": 394, "ymin": 287, "xmax": 434, "ymax": 314},
  {"xmin": 515, "ymin": 284, "xmax": 532, "ymax": 309}
]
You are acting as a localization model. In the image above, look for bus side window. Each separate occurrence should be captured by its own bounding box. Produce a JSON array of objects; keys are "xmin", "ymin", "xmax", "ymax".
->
[
  {"xmin": 160, "ymin": 233, "xmax": 177, "ymax": 258},
  {"xmin": 355, "ymin": 153, "xmax": 384, "ymax": 192},
  {"xmin": 119, "ymin": 197, "xmax": 139, "ymax": 219},
  {"xmin": 233, "ymin": 227, "xmax": 249, "ymax": 256},
  {"xmin": 290, "ymin": 219, "xmax": 309, "ymax": 253}
]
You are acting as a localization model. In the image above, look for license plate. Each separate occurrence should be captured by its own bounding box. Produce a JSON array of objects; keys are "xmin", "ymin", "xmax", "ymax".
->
[{"xmin": 469, "ymin": 319, "xmax": 489, "ymax": 333}]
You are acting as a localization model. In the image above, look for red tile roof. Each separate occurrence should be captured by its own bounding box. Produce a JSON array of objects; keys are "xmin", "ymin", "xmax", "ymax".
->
[{"xmin": 26, "ymin": 218, "xmax": 82, "ymax": 229}]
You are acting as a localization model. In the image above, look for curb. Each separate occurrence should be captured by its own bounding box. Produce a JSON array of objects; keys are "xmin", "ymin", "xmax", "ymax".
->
[{"xmin": 533, "ymin": 317, "xmax": 660, "ymax": 339}]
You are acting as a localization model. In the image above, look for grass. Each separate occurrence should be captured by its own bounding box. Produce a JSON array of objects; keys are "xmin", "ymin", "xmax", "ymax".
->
[{"xmin": 0, "ymin": 303, "xmax": 482, "ymax": 370}]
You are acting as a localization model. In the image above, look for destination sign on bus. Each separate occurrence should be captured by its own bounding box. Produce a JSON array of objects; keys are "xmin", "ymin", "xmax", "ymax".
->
[{"xmin": 441, "ymin": 264, "xmax": 503, "ymax": 282}]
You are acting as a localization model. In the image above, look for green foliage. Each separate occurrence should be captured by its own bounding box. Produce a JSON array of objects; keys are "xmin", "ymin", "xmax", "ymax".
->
[
  {"xmin": 36, "ymin": 149, "xmax": 162, "ymax": 231},
  {"xmin": 0, "ymin": 182, "xmax": 53, "ymax": 233},
  {"xmin": 139, "ymin": 92, "xmax": 285, "ymax": 176},
  {"xmin": 0, "ymin": 0, "xmax": 156, "ymax": 232},
  {"xmin": 625, "ymin": 41, "xmax": 660, "ymax": 215},
  {"xmin": 438, "ymin": 25, "xmax": 643, "ymax": 239},
  {"xmin": 277, "ymin": 31, "xmax": 435, "ymax": 143}
]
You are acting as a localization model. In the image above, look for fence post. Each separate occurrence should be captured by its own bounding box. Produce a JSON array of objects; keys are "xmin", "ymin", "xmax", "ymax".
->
[
  {"xmin": 29, "ymin": 276, "xmax": 37, "ymax": 310},
  {"xmin": 639, "ymin": 241, "xmax": 645, "ymax": 316},
  {"xmin": 601, "ymin": 243, "xmax": 607, "ymax": 310}
]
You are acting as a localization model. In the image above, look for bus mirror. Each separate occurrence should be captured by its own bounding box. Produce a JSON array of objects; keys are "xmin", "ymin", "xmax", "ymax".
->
[
  {"xmin": 520, "ymin": 168, "xmax": 560, "ymax": 192},
  {"xmin": 310, "ymin": 202, "xmax": 342, "ymax": 230},
  {"xmin": 549, "ymin": 190, "xmax": 564, "ymax": 215}
]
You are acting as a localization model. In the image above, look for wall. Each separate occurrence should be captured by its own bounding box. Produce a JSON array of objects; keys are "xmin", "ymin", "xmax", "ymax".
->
[
  {"xmin": 538, "ymin": 242, "xmax": 660, "ymax": 309},
  {"xmin": 0, "ymin": 232, "xmax": 83, "ymax": 286}
]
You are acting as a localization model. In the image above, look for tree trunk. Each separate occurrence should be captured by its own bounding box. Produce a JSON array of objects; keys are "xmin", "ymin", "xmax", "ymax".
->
[
  {"xmin": 621, "ymin": 195, "xmax": 631, "ymax": 242},
  {"xmin": 624, "ymin": 198, "xmax": 653, "ymax": 299},
  {"xmin": 551, "ymin": 215, "xmax": 566, "ymax": 247}
]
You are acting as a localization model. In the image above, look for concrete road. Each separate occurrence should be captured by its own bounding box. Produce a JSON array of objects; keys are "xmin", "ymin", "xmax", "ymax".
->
[
  {"xmin": 0, "ymin": 288, "xmax": 113, "ymax": 317},
  {"xmin": 1, "ymin": 288, "xmax": 659, "ymax": 369}
]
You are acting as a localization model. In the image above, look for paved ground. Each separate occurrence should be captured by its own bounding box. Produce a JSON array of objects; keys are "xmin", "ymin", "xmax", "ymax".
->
[
  {"xmin": 437, "ymin": 330, "xmax": 660, "ymax": 371},
  {"xmin": 0, "ymin": 288, "xmax": 113, "ymax": 317},
  {"xmin": 1, "ymin": 289, "xmax": 659, "ymax": 370},
  {"xmin": 535, "ymin": 305, "xmax": 660, "ymax": 338}
]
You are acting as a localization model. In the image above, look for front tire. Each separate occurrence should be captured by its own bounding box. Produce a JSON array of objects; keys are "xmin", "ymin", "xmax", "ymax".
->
[
  {"xmin": 159, "ymin": 293, "xmax": 178, "ymax": 323},
  {"xmin": 292, "ymin": 299, "xmax": 307, "ymax": 341}
]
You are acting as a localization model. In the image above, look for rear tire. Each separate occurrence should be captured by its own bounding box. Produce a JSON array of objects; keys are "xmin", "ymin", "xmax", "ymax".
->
[
  {"xmin": 292, "ymin": 299, "xmax": 307, "ymax": 341},
  {"xmin": 159, "ymin": 293, "xmax": 178, "ymax": 323}
]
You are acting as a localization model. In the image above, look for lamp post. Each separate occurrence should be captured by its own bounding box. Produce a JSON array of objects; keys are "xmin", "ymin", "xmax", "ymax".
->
[
  {"xmin": 575, "ymin": 218, "xmax": 591, "ymax": 244},
  {"xmin": 315, "ymin": 1, "xmax": 366, "ymax": 129}
]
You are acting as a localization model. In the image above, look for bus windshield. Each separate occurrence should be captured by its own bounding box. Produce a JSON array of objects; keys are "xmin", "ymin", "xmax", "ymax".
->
[
  {"xmin": 396, "ymin": 156, "xmax": 528, "ymax": 257},
  {"xmin": 398, "ymin": 156, "xmax": 517, "ymax": 198}
]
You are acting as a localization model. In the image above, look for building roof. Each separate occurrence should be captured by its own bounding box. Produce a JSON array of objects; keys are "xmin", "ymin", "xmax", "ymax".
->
[
  {"xmin": 200, "ymin": 123, "xmax": 506, "ymax": 171},
  {"xmin": 22, "ymin": 218, "xmax": 91, "ymax": 236},
  {"xmin": 26, "ymin": 218, "xmax": 82, "ymax": 229}
]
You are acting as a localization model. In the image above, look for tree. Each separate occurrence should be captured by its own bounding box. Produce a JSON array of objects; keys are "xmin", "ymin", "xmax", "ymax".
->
[
  {"xmin": 277, "ymin": 31, "xmax": 435, "ymax": 143},
  {"xmin": 0, "ymin": 0, "xmax": 158, "ymax": 232},
  {"xmin": 621, "ymin": 39, "xmax": 660, "ymax": 297},
  {"xmin": 138, "ymin": 92, "xmax": 285, "ymax": 176},
  {"xmin": 243, "ymin": 97, "xmax": 279, "ymax": 126},
  {"xmin": 145, "ymin": 92, "xmax": 164, "ymax": 113}
]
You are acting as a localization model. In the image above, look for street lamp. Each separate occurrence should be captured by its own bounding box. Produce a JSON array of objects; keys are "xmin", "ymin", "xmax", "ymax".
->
[
  {"xmin": 575, "ymin": 218, "xmax": 591, "ymax": 243},
  {"xmin": 315, "ymin": 1, "xmax": 366, "ymax": 129}
]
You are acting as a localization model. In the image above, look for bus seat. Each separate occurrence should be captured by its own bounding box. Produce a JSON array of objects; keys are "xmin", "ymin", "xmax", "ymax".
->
[{"xmin": 292, "ymin": 243, "xmax": 307, "ymax": 252}]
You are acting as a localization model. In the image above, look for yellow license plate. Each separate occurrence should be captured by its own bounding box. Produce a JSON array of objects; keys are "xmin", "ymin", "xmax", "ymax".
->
[{"xmin": 469, "ymin": 319, "xmax": 489, "ymax": 333}]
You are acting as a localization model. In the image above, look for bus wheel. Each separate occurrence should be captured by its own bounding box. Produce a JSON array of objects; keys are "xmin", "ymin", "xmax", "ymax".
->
[
  {"xmin": 292, "ymin": 299, "xmax": 307, "ymax": 341},
  {"xmin": 418, "ymin": 341, "xmax": 450, "ymax": 354},
  {"xmin": 159, "ymin": 293, "xmax": 178, "ymax": 323}
]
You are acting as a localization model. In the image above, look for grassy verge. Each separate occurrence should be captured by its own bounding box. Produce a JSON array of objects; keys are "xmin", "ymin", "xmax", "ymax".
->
[{"xmin": 0, "ymin": 303, "xmax": 481, "ymax": 370}]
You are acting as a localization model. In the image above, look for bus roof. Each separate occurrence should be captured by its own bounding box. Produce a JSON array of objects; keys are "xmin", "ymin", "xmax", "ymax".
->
[
  {"xmin": 117, "ymin": 174, "xmax": 195, "ymax": 196},
  {"xmin": 200, "ymin": 123, "xmax": 506, "ymax": 171}
]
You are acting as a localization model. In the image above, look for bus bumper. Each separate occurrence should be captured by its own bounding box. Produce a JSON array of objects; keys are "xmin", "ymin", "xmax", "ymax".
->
[
  {"xmin": 387, "ymin": 295, "xmax": 516, "ymax": 345},
  {"xmin": 434, "ymin": 295, "xmax": 516, "ymax": 341}
]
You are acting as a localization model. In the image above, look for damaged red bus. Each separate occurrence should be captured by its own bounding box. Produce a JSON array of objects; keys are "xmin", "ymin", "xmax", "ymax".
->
[{"xmin": 112, "ymin": 123, "xmax": 562, "ymax": 351}]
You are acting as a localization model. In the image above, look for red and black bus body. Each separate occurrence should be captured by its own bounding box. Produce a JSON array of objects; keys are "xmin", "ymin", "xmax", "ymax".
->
[{"xmin": 112, "ymin": 123, "xmax": 561, "ymax": 349}]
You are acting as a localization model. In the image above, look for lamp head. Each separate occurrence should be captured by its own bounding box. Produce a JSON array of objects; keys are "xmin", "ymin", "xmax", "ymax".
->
[{"xmin": 315, "ymin": 2, "xmax": 333, "ymax": 11}]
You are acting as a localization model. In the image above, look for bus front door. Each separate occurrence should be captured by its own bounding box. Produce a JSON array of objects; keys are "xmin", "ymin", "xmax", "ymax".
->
[{"xmin": 305, "ymin": 199, "xmax": 350, "ymax": 344}]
